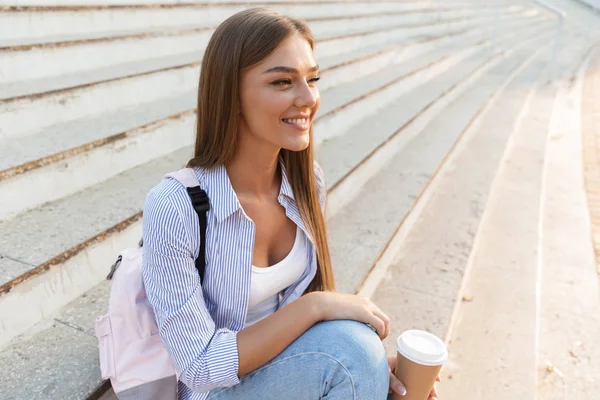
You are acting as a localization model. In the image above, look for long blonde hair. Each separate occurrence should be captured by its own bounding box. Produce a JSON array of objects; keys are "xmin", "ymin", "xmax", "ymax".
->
[{"xmin": 186, "ymin": 8, "xmax": 336, "ymax": 293}]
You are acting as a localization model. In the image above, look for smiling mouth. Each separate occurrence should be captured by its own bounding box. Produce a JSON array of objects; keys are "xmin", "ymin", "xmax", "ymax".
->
[{"xmin": 282, "ymin": 118, "xmax": 310, "ymax": 129}]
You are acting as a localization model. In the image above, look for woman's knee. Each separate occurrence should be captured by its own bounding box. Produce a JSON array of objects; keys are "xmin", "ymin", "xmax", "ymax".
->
[
  {"xmin": 304, "ymin": 320, "xmax": 389, "ymax": 374},
  {"xmin": 303, "ymin": 320, "xmax": 390, "ymax": 397},
  {"xmin": 309, "ymin": 320, "xmax": 384, "ymax": 351}
]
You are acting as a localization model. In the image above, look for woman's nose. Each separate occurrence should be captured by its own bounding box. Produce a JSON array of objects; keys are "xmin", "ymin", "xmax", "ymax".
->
[{"xmin": 294, "ymin": 83, "xmax": 319, "ymax": 108}]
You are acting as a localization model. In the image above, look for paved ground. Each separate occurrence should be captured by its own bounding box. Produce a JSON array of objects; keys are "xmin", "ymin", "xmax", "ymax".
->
[
  {"xmin": 373, "ymin": 43, "xmax": 600, "ymax": 400},
  {"xmin": 534, "ymin": 45, "xmax": 600, "ymax": 400},
  {"xmin": 442, "ymin": 45, "xmax": 600, "ymax": 399},
  {"xmin": 583, "ymin": 46, "xmax": 600, "ymax": 272}
]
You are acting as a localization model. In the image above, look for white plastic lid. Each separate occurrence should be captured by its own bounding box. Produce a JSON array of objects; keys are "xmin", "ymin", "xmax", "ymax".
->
[{"xmin": 396, "ymin": 330, "xmax": 448, "ymax": 366}]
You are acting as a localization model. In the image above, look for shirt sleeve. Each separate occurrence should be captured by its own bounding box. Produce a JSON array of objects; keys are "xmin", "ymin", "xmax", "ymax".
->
[
  {"xmin": 141, "ymin": 184, "xmax": 241, "ymax": 393},
  {"xmin": 313, "ymin": 160, "xmax": 327, "ymax": 212}
]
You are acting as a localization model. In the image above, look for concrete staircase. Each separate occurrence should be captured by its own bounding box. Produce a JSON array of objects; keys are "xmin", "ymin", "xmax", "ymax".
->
[
  {"xmin": 579, "ymin": 0, "xmax": 600, "ymax": 12},
  {"xmin": 0, "ymin": 0, "xmax": 598, "ymax": 399}
]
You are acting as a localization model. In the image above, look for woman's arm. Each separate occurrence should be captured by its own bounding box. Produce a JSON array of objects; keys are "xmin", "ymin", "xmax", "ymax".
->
[
  {"xmin": 237, "ymin": 292, "xmax": 321, "ymax": 376},
  {"xmin": 143, "ymin": 184, "xmax": 241, "ymax": 393}
]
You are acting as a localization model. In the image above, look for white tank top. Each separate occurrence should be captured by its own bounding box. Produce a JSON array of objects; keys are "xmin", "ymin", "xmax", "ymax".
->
[{"xmin": 244, "ymin": 226, "xmax": 308, "ymax": 328}]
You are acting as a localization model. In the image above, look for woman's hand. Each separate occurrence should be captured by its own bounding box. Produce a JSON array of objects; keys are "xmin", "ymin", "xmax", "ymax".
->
[
  {"xmin": 309, "ymin": 292, "xmax": 391, "ymax": 340},
  {"xmin": 387, "ymin": 354, "xmax": 441, "ymax": 399}
]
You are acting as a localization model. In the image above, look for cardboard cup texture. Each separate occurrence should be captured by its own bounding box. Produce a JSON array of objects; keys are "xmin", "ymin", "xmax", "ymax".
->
[{"xmin": 391, "ymin": 330, "xmax": 448, "ymax": 400}]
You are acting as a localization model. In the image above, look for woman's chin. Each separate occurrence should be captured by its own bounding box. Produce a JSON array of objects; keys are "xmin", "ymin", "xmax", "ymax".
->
[{"xmin": 281, "ymin": 134, "xmax": 310, "ymax": 152}]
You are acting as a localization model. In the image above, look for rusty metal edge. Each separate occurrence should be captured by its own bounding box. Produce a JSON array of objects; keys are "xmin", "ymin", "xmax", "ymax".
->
[
  {"xmin": 324, "ymin": 29, "xmax": 466, "ymax": 72},
  {"xmin": 319, "ymin": 15, "xmax": 469, "ymax": 43},
  {"xmin": 321, "ymin": 54, "xmax": 452, "ymax": 121},
  {"xmin": 1, "ymin": 0, "xmax": 426, "ymax": 12},
  {"xmin": 0, "ymin": 24, "xmax": 214, "ymax": 52},
  {"xmin": 0, "ymin": 111, "xmax": 193, "ymax": 180},
  {"xmin": 0, "ymin": 61, "xmax": 199, "ymax": 103},
  {"xmin": 303, "ymin": 6, "xmax": 452, "ymax": 22},
  {"xmin": 0, "ymin": 212, "xmax": 142, "ymax": 296}
]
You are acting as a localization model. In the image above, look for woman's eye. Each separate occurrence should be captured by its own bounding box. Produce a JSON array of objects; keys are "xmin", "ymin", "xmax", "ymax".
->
[
  {"xmin": 272, "ymin": 79, "xmax": 292, "ymax": 86},
  {"xmin": 271, "ymin": 77, "xmax": 320, "ymax": 87}
]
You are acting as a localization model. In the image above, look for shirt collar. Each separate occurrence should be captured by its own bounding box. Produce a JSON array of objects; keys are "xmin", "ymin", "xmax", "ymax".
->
[
  {"xmin": 278, "ymin": 162, "xmax": 295, "ymax": 202},
  {"xmin": 199, "ymin": 159, "xmax": 296, "ymax": 223}
]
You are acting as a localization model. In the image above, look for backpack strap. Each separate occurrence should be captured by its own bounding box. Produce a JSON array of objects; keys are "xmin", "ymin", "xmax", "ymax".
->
[
  {"xmin": 186, "ymin": 187, "xmax": 209, "ymax": 284},
  {"xmin": 163, "ymin": 168, "xmax": 210, "ymax": 284}
]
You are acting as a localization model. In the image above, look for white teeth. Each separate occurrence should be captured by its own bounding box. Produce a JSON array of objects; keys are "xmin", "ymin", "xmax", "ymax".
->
[{"xmin": 284, "ymin": 118, "xmax": 308, "ymax": 125}]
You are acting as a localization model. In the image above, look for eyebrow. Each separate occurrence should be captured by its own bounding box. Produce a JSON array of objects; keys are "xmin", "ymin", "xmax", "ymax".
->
[{"xmin": 263, "ymin": 65, "xmax": 319, "ymax": 74}]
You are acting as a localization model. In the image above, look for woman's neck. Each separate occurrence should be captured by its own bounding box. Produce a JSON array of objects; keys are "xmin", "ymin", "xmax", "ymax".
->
[{"xmin": 226, "ymin": 143, "xmax": 281, "ymax": 200}]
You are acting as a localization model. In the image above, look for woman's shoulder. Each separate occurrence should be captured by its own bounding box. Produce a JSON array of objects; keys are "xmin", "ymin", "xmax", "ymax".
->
[
  {"xmin": 144, "ymin": 167, "xmax": 209, "ymax": 217},
  {"xmin": 147, "ymin": 174, "xmax": 189, "ymax": 205}
]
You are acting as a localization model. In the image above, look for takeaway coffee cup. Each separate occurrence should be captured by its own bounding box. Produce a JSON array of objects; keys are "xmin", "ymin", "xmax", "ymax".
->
[{"xmin": 391, "ymin": 330, "xmax": 448, "ymax": 400}]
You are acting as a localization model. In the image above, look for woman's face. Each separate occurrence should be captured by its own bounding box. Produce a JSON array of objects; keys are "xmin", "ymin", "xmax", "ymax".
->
[{"xmin": 238, "ymin": 34, "xmax": 321, "ymax": 153}]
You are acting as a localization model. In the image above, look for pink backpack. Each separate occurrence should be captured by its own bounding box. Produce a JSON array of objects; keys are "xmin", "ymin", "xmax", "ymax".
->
[{"xmin": 94, "ymin": 169, "xmax": 210, "ymax": 399}]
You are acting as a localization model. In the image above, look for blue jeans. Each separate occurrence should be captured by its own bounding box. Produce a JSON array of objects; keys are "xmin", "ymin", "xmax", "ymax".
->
[{"xmin": 206, "ymin": 319, "xmax": 391, "ymax": 400}]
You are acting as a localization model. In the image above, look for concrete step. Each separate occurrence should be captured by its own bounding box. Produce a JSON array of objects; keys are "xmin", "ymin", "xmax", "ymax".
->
[
  {"xmin": 313, "ymin": 20, "xmax": 544, "ymax": 144},
  {"xmin": 0, "ymin": 20, "xmax": 552, "ymax": 349},
  {"xmin": 582, "ymin": 48, "xmax": 600, "ymax": 268},
  {"xmin": 536, "ymin": 45, "xmax": 600, "ymax": 399},
  {"xmin": 330, "ymin": 40, "xmax": 553, "ymax": 295},
  {"xmin": 580, "ymin": 0, "xmax": 600, "ymax": 12},
  {"xmin": 441, "ymin": 41, "xmax": 596, "ymax": 400},
  {"xmin": 0, "ymin": 3, "xmax": 488, "ymax": 47},
  {"xmin": 368, "ymin": 33, "xmax": 555, "ymax": 362},
  {"xmin": 368, "ymin": 1, "xmax": 600, "ymax": 390},
  {"xmin": 321, "ymin": 25, "xmax": 553, "ymax": 219},
  {"xmin": 0, "ymin": 18, "xmax": 551, "ymax": 221},
  {"xmin": 437, "ymin": 36, "xmax": 585, "ymax": 400},
  {"xmin": 0, "ymin": 23, "xmax": 487, "ymax": 168},
  {"xmin": 0, "ymin": 23, "xmax": 551, "ymax": 400},
  {"xmin": 547, "ymin": 0, "xmax": 600, "ymax": 25},
  {"xmin": 0, "ymin": 11, "xmax": 465, "ymax": 85},
  {"xmin": 0, "ymin": 11, "xmax": 536, "ymax": 142},
  {"xmin": 0, "ymin": 6, "xmax": 525, "ymax": 100}
]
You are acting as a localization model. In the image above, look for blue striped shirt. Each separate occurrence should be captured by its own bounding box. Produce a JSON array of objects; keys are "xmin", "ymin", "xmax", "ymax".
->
[{"xmin": 142, "ymin": 161, "xmax": 326, "ymax": 399}]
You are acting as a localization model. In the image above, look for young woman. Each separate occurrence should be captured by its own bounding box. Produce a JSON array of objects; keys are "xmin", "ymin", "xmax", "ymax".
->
[{"xmin": 142, "ymin": 8, "xmax": 440, "ymax": 400}]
